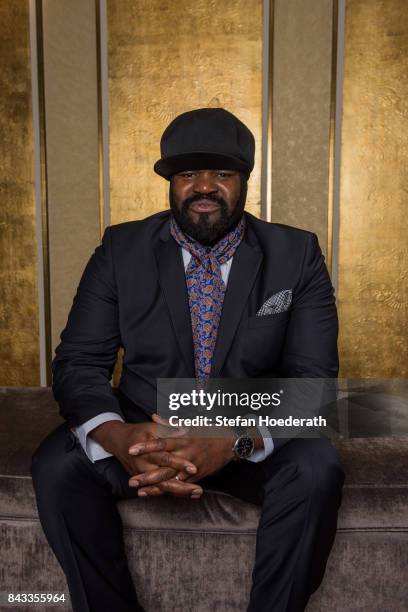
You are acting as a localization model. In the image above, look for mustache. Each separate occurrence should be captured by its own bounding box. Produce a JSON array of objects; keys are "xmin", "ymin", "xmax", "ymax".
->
[{"xmin": 181, "ymin": 193, "xmax": 227, "ymax": 209}]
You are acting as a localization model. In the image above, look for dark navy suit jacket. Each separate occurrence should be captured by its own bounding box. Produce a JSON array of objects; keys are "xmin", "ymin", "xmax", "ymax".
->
[{"xmin": 52, "ymin": 210, "xmax": 339, "ymax": 452}]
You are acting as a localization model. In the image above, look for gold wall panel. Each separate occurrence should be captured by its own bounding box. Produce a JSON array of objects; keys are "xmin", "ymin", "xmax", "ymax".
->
[
  {"xmin": 0, "ymin": 1, "xmax": 40, "ymax": 385},
  {"xmin": 271, "ymin": 0, "xmax": 334, "ymax": 258},
  {"xmin": 338, "ymin": 0, "xmax": 408, "ymax": 377},
  {"xmin": 42, "ymin": 0, "xmax": 101, "ymax": 354},
  {"xmin": 107, "ymin": 0, "xmax": 263, "ymax": 224}
]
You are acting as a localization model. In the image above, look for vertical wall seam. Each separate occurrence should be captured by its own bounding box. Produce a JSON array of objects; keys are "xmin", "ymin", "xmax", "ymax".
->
[
  {"xmin": 96, "ymin": 0, "xmax": 110, "ymax": 232},
  {"xmin": 261, "ymin": 0, "xmax": 274, "ymax": 222},
  {"xmin": 330, "ymin": 0, "xmax": 346, "ymax": 295},
  {"xmin": 95, "ymin": 0, "xmax": 104, "ymax": 238},
  {"xmin": 29, "ymin": 0, "xmax": 51, "ymax": 386},
  {"xmin": 327, "ymin": 0, "xmax": 338, "ymax": 275}
]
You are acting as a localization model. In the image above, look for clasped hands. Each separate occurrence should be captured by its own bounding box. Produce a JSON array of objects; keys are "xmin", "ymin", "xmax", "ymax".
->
[
  {"xmin": 91, "ymin": 415, "xmax": 236, "ymax": 500},
  {"xmin": 128, "ymin": 415, "xmax": 237, "ymax": 499}
]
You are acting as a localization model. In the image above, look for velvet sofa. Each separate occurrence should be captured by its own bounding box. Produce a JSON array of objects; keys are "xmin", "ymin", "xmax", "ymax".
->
[{"xmin": 0, "ymin": 387, "xmax": 407, "ymax": 611}]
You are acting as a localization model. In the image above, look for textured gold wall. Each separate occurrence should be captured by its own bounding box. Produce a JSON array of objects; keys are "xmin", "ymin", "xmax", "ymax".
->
[
  {"xmin": 3, "ymin": 1, "xmax": 405, "ymax": 386},
  {"xmin": 0, "ymin": 1, "xmax": 40, "ymax": 385},
  {"xmin": 107, "ymin": 0, "xmax": 263, "ymax": 224},
  {"xmin": 338, "ymin": 0, "xmax": 408, "ymax": 377}
]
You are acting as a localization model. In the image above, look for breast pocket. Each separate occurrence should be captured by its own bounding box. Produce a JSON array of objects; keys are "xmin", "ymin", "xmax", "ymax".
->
[{"xmin": 247, "ymin": 310, "xmax": 291, "ymax": 329}]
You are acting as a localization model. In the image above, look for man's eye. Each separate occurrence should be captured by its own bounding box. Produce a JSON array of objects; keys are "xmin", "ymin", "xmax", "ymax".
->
[
  {"xmin": 180, "ymin": 172, "xmax": 195, "ymax": 178},
  {"xmin": 217, "ymin": 172, "xmax": 232, "ymax": 178}
]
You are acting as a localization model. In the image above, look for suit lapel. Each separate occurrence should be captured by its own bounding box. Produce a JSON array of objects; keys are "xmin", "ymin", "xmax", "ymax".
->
[
  {"xmin": 155, "ymin": 227, "xmax": 195, "ymax": 377},
  {"xmin": 155, "ymin": 214, "xmax": 263, "ymax": 379},
  {"xmin": 211, "ymin": 224, "xmax": 263, "ymax": 377}
]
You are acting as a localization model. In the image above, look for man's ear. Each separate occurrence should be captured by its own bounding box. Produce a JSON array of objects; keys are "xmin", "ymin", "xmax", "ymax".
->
[
  {"xmin": 239, "ymin": 171, "xmax": 248, "ymax": 201},
  {"xmin": 168, "ymin": 178, "xmax": 176, "ymax": 209},
  {"xmin": 239, "ymin": 171, "xmax": 248, "ymax": 186}
]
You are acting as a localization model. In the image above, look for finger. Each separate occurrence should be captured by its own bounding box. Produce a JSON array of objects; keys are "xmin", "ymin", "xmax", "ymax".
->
[
  {"xmin": 137, "ymin": 485, "xmax": 163, "ymax": 497},
  {"xmin": 175, "ymin": 471, "xmax": 199, "ymax": 483},
  {"xmin": 157, "ymin": 479, "xmax": 203, "ymax": 498},
  {"xmin": 151, "ymin": 413, "xmax": 168, "ymax": 425},
  {"xmin": 129, "ymin": 466, "xmax": 193, "ymax": 488},
  {"xmin": 148, "ymin": 451, "xmax": 197, "ymax": 474},
  {"xmin": 129, "ymin": 438, "xmax": 186, "ymax": 456},
  {"xmin": 152, "ymin": 413, "xmax": 189, "ymax": 437},
  {"xmin": 137, "ymin": 480, "xmax": 201, "ymax": 498},
  {"xmin": 129, "ymin": 467, "xmax": 176, "ymax": 488},
  {"xmin": 151, "ymin": 413, "xmax": 184, "ymax": 429},
  {"xmin": 175, "ymin": 471, "xmax": 188, "ymax": 481},
  {"xmin": 129, "ymin": 439, "xmax": 167, "ymax": 455}
]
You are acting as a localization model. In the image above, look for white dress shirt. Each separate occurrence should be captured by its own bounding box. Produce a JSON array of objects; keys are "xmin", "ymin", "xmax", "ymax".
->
[{"xmin": 74, "ymin": 247, "xmax": 274, "ymax": 463}]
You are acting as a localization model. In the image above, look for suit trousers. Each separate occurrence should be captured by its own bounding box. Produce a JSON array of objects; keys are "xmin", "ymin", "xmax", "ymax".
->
[{"xmin": 31, "ymin": 405, "xmax": 345, "ymax": 612}]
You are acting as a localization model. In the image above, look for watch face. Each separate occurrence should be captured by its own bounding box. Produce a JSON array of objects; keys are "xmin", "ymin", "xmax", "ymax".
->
[{"xmin": 235, "ymin": 435, "xmax": 255, "ymax": 459}]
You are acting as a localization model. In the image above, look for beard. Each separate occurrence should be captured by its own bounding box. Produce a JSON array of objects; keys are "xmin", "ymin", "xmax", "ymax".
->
[{"xmin": 169, "ymin": 173, "xmax": 247, "ymax": 246}]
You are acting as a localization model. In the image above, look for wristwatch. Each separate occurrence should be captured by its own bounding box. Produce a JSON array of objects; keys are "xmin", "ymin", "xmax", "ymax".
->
[{"xmin": 231, "ymin": 426, "xmax": 255, "ymax": 460}]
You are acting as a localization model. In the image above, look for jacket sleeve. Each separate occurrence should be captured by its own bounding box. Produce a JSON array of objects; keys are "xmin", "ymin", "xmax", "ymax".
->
[
  {"xmin": 52, "ymin": 226, "xmax": 125, "ymax": 428},
  {"xmin": 273, "ymin": 232, "xmax": 339, "ymax": 453},
  {"xmin": 282, "ymin": 232, "xmax": 339, "ymax": 378}
]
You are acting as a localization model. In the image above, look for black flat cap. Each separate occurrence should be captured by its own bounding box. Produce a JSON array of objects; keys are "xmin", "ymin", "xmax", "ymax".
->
[{"xmin": 154, "ymin": 107, "xmax": 255, "ymax": 180}]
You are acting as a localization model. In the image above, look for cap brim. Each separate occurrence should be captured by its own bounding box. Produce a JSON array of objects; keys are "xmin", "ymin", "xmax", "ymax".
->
[{"xmin": 153, "ymin": 152, "xmax": 250, "ymax": 180}]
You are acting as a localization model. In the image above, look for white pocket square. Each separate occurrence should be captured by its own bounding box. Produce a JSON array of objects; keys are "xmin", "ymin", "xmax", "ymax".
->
[{"xmin": 256, "ymin": 289, "xmax": 292, "ymax": 316}]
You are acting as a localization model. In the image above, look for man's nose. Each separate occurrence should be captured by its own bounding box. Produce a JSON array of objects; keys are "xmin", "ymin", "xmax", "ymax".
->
[{"xmin": 193, "ymin": 173, "xmax": 218, "ymax": 194}]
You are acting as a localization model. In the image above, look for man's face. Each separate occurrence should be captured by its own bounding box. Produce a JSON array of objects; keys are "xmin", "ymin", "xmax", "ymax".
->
[{"xmin": 169, "ymin": 169, "xmax": 245, "ymax": 246}]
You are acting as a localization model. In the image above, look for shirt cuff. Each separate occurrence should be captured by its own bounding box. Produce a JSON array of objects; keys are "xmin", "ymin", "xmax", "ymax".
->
[
  {"xmin": 73, "ymin": 412, "xmax": 124, "ymax": 463},
  {"xmin": 246, "ymin": 420, "xmax": 274, "ymax": 463}
]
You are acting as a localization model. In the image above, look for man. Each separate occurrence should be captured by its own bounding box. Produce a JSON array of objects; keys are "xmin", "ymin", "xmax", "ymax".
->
[{"xmin": 31, "ymin": 108, "xmax": 345, "ymax": 612}]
